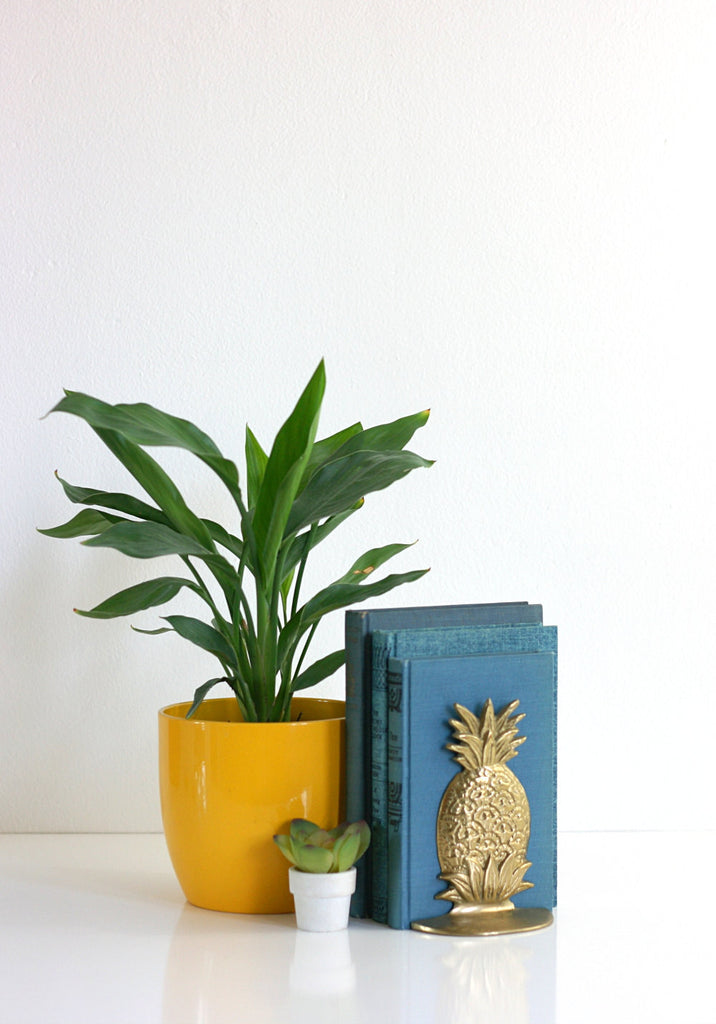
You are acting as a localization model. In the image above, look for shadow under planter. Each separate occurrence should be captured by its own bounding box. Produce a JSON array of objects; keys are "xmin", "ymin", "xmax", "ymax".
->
[{"xmin": 158, "ymin": 697, "xmax": 346, "ymax": 914}]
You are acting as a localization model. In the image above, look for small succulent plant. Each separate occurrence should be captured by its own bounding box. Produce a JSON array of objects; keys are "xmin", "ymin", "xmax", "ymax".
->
[{"xmin": 274, "ymin": 818, "xmax": 371, "ymax": 873}]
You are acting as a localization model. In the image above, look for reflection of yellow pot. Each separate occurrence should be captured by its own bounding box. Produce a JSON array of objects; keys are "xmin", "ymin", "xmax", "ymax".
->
[{"xmin": 158, "ymin": 697, "xmax": 345, "ymax": 914}]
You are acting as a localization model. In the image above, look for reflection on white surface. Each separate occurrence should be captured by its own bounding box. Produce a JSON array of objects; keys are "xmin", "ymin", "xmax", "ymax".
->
[
  {"xmin": 381, "ymin": 924, "xmax": 555, "ymax": 1024},
  {"xmin": 290, "ymin": 931, "xmax": 356, "ymax": 995},
  {"xmin": 289, "ymin": 932, "xmax": 359, "ymax": 1024},
  {"xmin": 1, "ymin": 833, "xmax": 715, "ymax": 1024},
  {"xmin": 161, "ymin": 904, "xmax": 295, "ymax": 1021},
  {"xmin": 434, "ymin": 935, "xmax": 538, "ymax": 1024},
  {"xmin": 158, "ymin": 897, "xmax": 556, "ymax": 1024},
  {"xmin": 160, "ymin": 900, "xmax": 555, "ymax": 1024},
  {"xmin": 439, "ymin": 939, "xmax": 530, "ymax": 1022}
]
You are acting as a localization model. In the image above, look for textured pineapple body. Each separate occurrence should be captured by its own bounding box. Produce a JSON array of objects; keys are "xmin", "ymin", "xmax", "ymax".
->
[{"xmin": 437, "ymin": 763, "xmax": 530, "ymax": 877}]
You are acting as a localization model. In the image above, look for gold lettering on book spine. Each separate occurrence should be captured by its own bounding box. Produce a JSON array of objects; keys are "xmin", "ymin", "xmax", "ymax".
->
[{"xmin": 411, "ymin": 699, "xmax": 553, "ymax": 936}]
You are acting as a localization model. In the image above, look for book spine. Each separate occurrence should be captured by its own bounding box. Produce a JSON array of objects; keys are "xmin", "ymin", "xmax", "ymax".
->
[
  {"xmin": 345, "ymin": 611, "xmax": 370, "ymax": 918},
  {"xmin": 369, "ymin": 632, "xmax": 397, "ymax": 923},
  {"xmin": 552, "ymin": 635, "xmax": 558, "ymax": 906},
  {"xmin": 387, "ymin": 660, "xmax": 409, "ymax": 929}
]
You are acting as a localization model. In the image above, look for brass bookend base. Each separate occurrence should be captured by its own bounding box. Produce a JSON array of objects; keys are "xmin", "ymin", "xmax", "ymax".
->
[{"xmin": 411, "ymin": 907, "xmax": 553, "ymax": 937}]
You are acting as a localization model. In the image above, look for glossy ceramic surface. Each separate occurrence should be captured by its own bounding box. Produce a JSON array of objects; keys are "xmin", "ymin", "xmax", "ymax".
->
[{"xmin": 158, "ymin": 697, "xmax": 345, "ymax": 913}]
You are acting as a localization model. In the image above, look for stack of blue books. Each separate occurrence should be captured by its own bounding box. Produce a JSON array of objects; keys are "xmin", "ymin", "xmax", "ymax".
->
[{"xmin": 344, "ymin": 602, "xmax": 557, "ymax": 929}]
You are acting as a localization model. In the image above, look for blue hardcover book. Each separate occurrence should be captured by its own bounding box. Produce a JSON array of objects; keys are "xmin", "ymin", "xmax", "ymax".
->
[
  {"xmin": 345, "ymin": 602, "xmax": 543, "ymax": 918},
  {"xmin": 387, "ymin": 651, "xmax": 557, "ymax": 930},
  {"xmin": 372, "ymin": 623, "xmax": 557, "ymax": 925}
]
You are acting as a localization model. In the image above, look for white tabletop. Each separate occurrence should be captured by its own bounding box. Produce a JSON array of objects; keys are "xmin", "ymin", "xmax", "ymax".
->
[{"xmin": 1, "ymin": 831, "xmax": 714, "ymax": 1024}]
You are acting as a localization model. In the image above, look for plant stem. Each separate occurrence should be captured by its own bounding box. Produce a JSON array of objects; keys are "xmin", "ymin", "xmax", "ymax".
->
[
  {"xmin": 290, "ymin": 523, "xmax": 317, "ymax": 619},
  {"xmin": 181, "ymin": 556, "xmax": 224, "ymax": 624},
  {"xmin": 254, "ymin": 583, "xmax": 271, "ymax": 721},
  {"xmin": 293, "ymin": 620, "xmax": 318, "ymax": 684},
  {"xmin": 273, "ymin": 619, "xmax": 319, "ymax": 723}
]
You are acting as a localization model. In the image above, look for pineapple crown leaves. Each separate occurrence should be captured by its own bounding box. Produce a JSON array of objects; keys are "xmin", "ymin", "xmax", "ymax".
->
[
  {"xmin": 437, "ymin": 851, "xmax": 534, "ymax": 906},
  {"xmin": 446, "ymin": 698, "xmax": 526, "ymax": 771}
]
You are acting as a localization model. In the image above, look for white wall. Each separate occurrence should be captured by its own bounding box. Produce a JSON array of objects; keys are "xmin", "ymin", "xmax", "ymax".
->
[{"xmin": 3, "ymin": 1, "xmax": 714, "ymax": 834}]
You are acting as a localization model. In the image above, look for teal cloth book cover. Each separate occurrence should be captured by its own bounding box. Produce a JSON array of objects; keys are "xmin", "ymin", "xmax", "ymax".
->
[
  {"xmin": 371, "ymin": 623, "xmax": 557, "ymax": 924},
  {"xmin": 345, "ymin": 602, "xmax": 543, "ymax": 919},
  {"xmin": 387, "ymin": 650, "xmax": 557, "ymax": 930}
]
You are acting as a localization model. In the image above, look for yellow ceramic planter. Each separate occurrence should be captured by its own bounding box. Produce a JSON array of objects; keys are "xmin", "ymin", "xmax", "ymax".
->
[{"xmin": 158, "ymin": 696, "xmax": 345, "ymax": 914}]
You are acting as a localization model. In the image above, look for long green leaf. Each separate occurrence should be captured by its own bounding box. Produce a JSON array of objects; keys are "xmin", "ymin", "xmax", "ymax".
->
[
  {"xmin": 298, "ymin": 422, "xmax": 362, "ymax": 490},
  {"xmin": 53, "ymin": 473, "xmax": 168, "ymax": 524},
  {"xmin": 245, "ymin": 425, "xmax": 268, "ymax": 508},
  {"xmin": 92, "ymin": 426, "xmax": 215, "ymax": 549},
  {"xmin": 74, "ymin": 576, "xmax": 198, "ymax": 618},
  {"xmin": 286, "ymin": 449, "xmax": 433, "ymax": 536},
  {"xmin": 252, "ymin": 361, "xmax": 325, "ymax": 583},
  {"xmin": 186, "ymin": 677, "xmax": 231, "ymax": 718},
  {"xmin": 292, "ymin": 649, "xmax": 346, "ymax": 691},
  {"xmin": 334, "ymin": 542, "xmax": 416, "ymax": 585},
  {"xmin": 50, "ymin": 392, "xmax": 223, "ymax": 453},
  {"xmin": 163, "ymin": 614, "xmax": 238, "ymax": 668},
  {"xmin": 331, "ymin": 409, "xmax": 430, "ymax": 459},
  {"xmin": 298, "ymin": 569, "xmax": 430, "ymax": 631},
  {"xmin": 50, "ymin": 391, "xmax": 244, "ymax": 513},
  {"xmin": 278, "ymin": 567, "xmax": 429, "ymax": 667},
  {"xmin": 38, "ymin": 508, "xmax": 120, "ymax": 538},
  {"xmin": 82, "ymin": 521, "xmax": 210, "ymax": 559},
  {"xmin": 280, "ymin": 503, "xmax": 362, "ymax": 580},
  {"xmin": 202, "ymin": 520, "xmax": 244, "ymax": 560},
  {"xmin": 109, "ymin": 404, "xmax": 242, "ymax": 499}
]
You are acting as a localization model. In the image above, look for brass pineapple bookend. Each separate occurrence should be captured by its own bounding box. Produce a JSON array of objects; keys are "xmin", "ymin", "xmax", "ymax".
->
[{"xmin": 412, "ymin": 699, "xmax": 553, "ymax": 936}]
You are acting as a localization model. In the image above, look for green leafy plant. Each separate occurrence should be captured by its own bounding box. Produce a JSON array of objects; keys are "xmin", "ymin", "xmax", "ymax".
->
[
  {"xmin": 274, "ymin": 818, "xmax": 371, "ymax": 873},
  {"xmin": 40, "ymin": 360, "xmax": 431, "ymax": 721}
]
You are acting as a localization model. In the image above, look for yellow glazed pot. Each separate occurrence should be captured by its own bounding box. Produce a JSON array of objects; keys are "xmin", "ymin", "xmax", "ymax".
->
[{"xmin": 158, "ymin": 696, "xmax": 345, "ymax": 914}]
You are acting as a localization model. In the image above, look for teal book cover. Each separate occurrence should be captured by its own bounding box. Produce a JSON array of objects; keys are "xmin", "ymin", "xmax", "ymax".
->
[
  {"xmin": 370, "ymin": 623, "xmax": 557, "ymax": 922},
  {"xmin": 345, "ymin": 602, "xmax": 542, "ymax": 918},
  {"xmin": 387, "ymin": 650, "xmax": 557, "ymax": 930}
]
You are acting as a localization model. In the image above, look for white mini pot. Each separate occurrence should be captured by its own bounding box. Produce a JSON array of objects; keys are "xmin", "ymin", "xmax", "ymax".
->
[{"xmin": 288, "ymin": 866, "xmax": 357, "ymax": 932}]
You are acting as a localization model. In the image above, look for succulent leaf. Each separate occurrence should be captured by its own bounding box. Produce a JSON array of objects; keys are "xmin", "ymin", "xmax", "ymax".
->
[
  {"xmin": 305, "ymin": 829, "xmax": 334, "ymax": 848},
  {"xmin": 272, "ymin": 834, "xmax": 299, "ymax": 867},
  {"xmin": 333, "ymin": 832, "xmax": 361, "ymax": 872},
  {"xmin": 290, "ymin": 819, "xmax": 320, "ymax": 843},
  {"xmin": 295, "ymin": 844, "xmax": 335, "ymax": 873},
  {"xmin": 274, "ymin": 818, "xmax": 371, "ymax": 873},
  {"xmin": 350, "ymin": 820, "xmax": 372, "ymax": 862}
]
